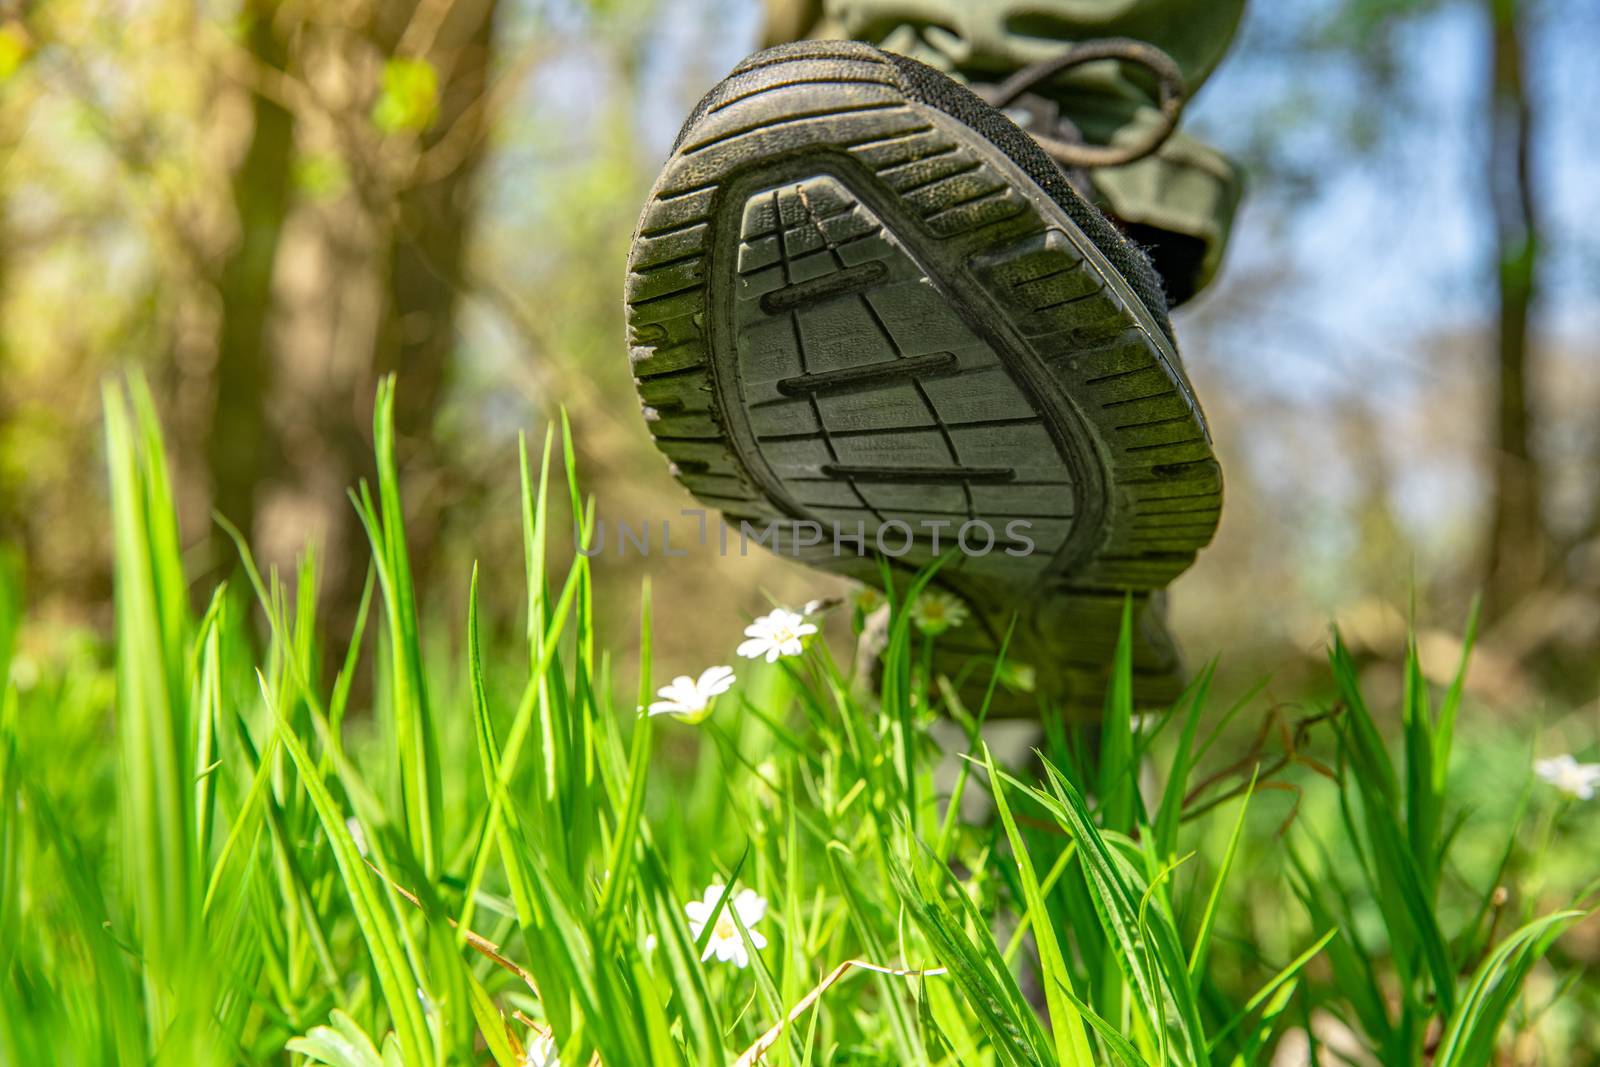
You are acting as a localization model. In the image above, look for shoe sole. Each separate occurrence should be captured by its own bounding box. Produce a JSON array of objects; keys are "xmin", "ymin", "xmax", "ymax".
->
[{"xmin": 624, "ymin": 43, "xmax": 1222, "ymax": 715}]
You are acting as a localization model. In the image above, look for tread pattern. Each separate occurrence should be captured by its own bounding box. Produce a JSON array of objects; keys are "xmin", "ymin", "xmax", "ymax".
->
[
  {"xmin": 727, "ymin": 173, "xmax": 1076, "ymax": 575},
  {"xmin": 624, "ymin": 42, "xmax": 1224, "ymax": 712}
]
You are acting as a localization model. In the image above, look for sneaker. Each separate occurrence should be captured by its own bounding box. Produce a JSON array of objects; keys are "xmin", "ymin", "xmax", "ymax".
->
[{"xmin": 624, "ymin": 41, "xmax": 1221, "ymax": 716}]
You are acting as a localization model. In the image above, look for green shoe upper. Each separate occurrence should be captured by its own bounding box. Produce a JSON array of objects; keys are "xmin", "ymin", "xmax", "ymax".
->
[{"xmin": 757, "ymin": 0, "xmax": 1248, "ymax": 304}]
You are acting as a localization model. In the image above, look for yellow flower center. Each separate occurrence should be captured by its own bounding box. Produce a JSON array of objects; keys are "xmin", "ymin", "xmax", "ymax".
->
[{"xmin": 714, "ymin": 914, "xmax": 738, "ymax": 940}]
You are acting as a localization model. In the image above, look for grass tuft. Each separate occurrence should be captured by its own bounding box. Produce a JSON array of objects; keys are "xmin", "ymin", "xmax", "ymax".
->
[{"xmin": 0, "ymin": 380, "xmax": 1592, "ymax": 1065}]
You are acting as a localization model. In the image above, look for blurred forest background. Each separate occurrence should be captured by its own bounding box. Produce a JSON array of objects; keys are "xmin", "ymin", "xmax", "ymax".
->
[{"xmin": 1, "ymin": 0, "xmax": 1598, "ymax": 713}]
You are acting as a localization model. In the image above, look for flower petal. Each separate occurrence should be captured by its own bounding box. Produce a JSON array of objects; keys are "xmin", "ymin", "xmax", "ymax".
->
[
  {"xmin": 734, "ymin": 889, "xmax": 767, "ymax": 924},
  {"xmin": 699, "ymin": 665, "xmax": 736, "ymax": 695},
  {"xmin": 655, "ymin": 680, "xmax": 692, "ymax": 706}
]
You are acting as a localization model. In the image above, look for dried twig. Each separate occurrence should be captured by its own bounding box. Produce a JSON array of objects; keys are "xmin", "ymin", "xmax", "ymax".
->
[
  {"xmin": 362, "ymin": 856, "xmax": 538, "ymax": 991},
  {"xmin": 367, "ymin": 856, "xmax": 943, "ymax": 1067},
  {"xmin": 1181, "ymin": 702, "xmax": 1343, "ymax": 836},
  {"xmin": 732, "ymin": 959, "xmax": 948, "ymax": 1067}
]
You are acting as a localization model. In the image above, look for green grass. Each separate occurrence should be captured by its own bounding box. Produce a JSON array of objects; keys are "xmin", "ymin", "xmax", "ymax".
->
[{"xmin": 0, "ymin": 376, "xmax": 1595, "ymax": 1065}]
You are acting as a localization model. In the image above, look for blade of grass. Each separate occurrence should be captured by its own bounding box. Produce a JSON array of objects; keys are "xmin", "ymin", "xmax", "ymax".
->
[
  {"xmin": 1153, "ymin": 662, "xmax": 1216, "ymax": 858},
  {"xmin": 1188, "ymin": 766, "xmax": 1258, "ymax": 979},
  {"xmin": 1051, "ymin": 977, "xmax": 1150, "ymax": 1067},
  {"xmin": 105, "ymin": 376, "xmax": 204, "ymax": 1044},
  {"xmin": 985, "ymin": 744, "xmax": 1095, "ymax": 1066},
  {"xmin": 885, "ymin": 834, "xmax": 1053, "ymax": 1067},
  {"xmin": 595, "ymin": 578, "xmax": 654, "ymax": 942},
  {"xmin": 1208, "ymin": 927, "xmax": 1336, "ymax": 1051},
  {"xmin": 1097, "ymin": 597, "xmax": 1139, "ymax": 834},
  {"xmin": 1431, "ymin": 598, "xmax": 1480, "ymax": 793},
  {"xmin": 350, "ymin": 376, "xmax": 443, "ymax": 878},
  {"xmin": 259, "ymin": 670, "xmax": 432, "ymax": 1067},
  {"xmin": 1025, "ymin": 759, "xmax": 1209, "ymax": 1064},
  {"xmin": 1434, "ymin": 909, "xmax": 1587, "ymax": 1067}
]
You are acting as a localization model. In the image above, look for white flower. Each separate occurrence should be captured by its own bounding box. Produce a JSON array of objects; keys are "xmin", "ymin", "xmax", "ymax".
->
[
  {"xmin": 911, "ymin": 590, "xmax": 968, "ymax": 636},
  {"xmin": 647, "ymin": 665, "xmax": 736, "ymax": 722},
  {"xmin": 684, "ymin": 883, "xmax": 768, "ymax": 969},
  {"xmin": 736, "ymin": 608, "xmax": 817, "ymax": 662},
  {"xmin": 1534, "ymin": 754, "xmax": 1600, "ymax": 800},
  {"xmin": 523, "ymin": 1030, "xmax": 559, "ymax": 1067}
]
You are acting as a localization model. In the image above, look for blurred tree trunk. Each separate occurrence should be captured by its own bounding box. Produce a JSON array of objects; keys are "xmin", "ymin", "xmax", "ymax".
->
[
  {"xmin": 209, "ymin": 0, "xmax": 293, "ymax": 567},
  {"xmin": 354, "ymin": 0, "xmax": 498, "ymax": 597},
  {"xmin": 375, "ymin": 0, "xmax": 497, "ymax": 426},
  {"xmin": 1481, "ymin": 0, "xmax": 1544, "ymax": 621},
  {"xmin": 255, "ymin": 0, "xmax": 498, "ymax": 645}
]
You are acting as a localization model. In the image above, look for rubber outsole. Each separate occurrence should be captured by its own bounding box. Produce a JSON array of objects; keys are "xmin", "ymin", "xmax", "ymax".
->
[{"xmin": 625, "ymin": 42, "xmax": 1222, "ymax": 715}]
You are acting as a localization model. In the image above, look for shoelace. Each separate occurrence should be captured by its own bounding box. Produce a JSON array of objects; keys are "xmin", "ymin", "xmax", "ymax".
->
[{"xmin": 974, "ymin": 37, "xmax": 1187, "ymax": 171}]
